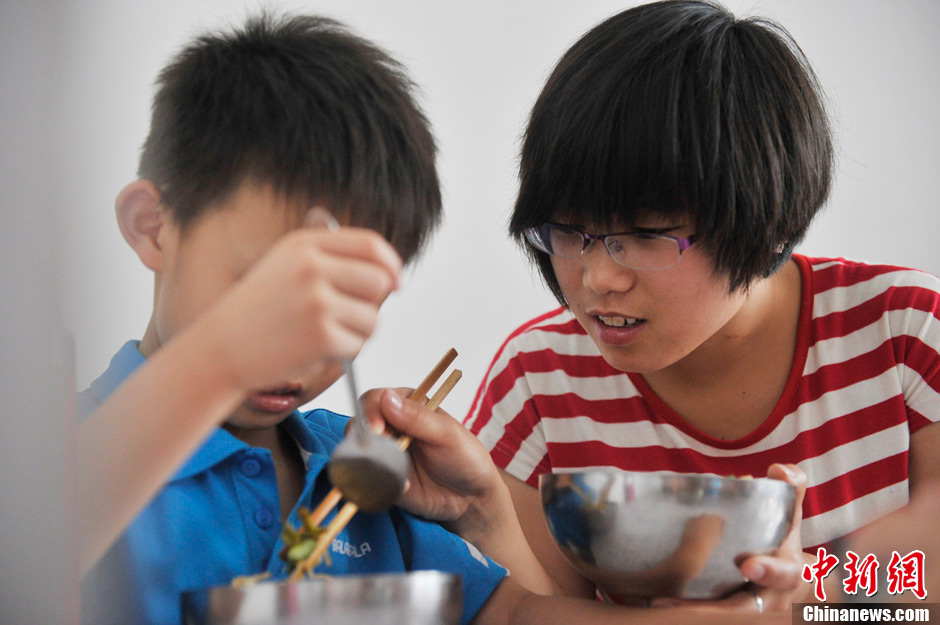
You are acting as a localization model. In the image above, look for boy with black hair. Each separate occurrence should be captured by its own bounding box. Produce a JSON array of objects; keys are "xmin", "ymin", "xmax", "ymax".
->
[
  {"xmin": 468, "ymin": 0, "xmax": 939, "ymax": 612},
  {"xmin": 78, "ymin": 13, "xmax": 516, "ymax": 624}
]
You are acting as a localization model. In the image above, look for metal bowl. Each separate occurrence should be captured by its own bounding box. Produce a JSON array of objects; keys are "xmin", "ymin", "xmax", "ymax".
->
[
  {"xmin": 540, "ymin": 470, "xmax": 796, "ymax": 601},
  {"xmin": 184, "ymin": 570, "xmax": 462, "ymax": 625}
]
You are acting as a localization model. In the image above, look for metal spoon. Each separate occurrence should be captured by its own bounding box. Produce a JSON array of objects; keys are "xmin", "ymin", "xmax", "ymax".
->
[
  {"xmin": 327, "ymin": 361, "xmax": 410, "ymax": 512},
  {"xmin": 303, "ymin": 208, "xmax": 409, "ymax": 513}
]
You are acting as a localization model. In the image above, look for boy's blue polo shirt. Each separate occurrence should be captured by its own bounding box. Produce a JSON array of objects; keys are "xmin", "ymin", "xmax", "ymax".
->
[{"xmin": 80, "ymin": 341, "xmax": 507, "ymax": 625}]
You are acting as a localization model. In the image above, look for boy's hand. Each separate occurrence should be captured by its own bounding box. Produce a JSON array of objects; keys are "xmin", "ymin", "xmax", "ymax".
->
[
  {"xmin": 359, "ymin": 388, "xmax": 507, "ymax": 536},
  {"xmin": 201, "ymin": 222, "xmax": 402, "ymax": 393},
  {"xmin": 360, "ymin": 388, "xmax": 563, "ymax": 597}
]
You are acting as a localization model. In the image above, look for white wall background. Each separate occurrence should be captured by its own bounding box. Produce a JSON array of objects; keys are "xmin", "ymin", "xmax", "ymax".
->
[
  {"xmin": 2, "ymin": 5, "xmax": 75, "ymax": 624},
  {"xmin": 61, "ymin": 1, "xmax": 940, "ymax": 420}
]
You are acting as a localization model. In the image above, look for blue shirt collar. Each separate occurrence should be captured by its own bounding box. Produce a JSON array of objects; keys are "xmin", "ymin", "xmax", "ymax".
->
[
  {"xmin": 86, "ymin": 340, "xmax": 335, "ymax": 482},
  {"xmin": 172, "ymin": 412, "xmax": 331, "ymax": 482},
  {"xmin": 88, "ymin": 340, "xmax": 147, "ymax": 403}
]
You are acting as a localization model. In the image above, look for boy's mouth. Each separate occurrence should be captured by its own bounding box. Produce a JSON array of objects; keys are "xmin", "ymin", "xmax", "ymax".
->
[{"xmin": 247, "ymin": 384, "xmax": 303, "ymax": 414}]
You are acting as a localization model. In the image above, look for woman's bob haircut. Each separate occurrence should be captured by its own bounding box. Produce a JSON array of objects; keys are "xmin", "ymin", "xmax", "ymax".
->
[{"xmin": 510, "ymin": 0, "xmax": 833, "ymax": 302}]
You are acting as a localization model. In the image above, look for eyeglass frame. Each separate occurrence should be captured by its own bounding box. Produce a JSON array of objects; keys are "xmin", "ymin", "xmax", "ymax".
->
[{"xmin": 523, "ymin": 221, "xmax": 698, "ymax": 270}]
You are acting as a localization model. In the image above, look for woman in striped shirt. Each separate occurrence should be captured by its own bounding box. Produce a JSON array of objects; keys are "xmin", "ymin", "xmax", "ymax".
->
[{"xmin": 465, "ymin": 0, "xmax": 939, "ymax": 613}]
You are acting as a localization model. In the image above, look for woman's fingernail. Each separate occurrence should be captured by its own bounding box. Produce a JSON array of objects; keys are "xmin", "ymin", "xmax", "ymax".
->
[
  {"xmin": 785, "ymin": 463, "xmax": 804, "ymax": 480},
  {"xmin": 742, "ymin": 562, "xmax": 766, "ymax": 581}
]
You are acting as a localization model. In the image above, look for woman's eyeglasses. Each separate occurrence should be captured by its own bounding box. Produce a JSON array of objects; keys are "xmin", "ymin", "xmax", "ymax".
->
[{"xmin": 523, "ymin": 222, "xmax": 696, "ymax": 271}]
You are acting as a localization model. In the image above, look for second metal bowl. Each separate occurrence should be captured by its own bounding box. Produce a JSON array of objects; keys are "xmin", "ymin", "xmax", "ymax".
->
[
  {"xmin": 540, "ymin": 470, "xmax": 796, "ymax": 600},
  {"xmin": 185, "ymin": 570, "xmax": 462, "ymax": 625}
]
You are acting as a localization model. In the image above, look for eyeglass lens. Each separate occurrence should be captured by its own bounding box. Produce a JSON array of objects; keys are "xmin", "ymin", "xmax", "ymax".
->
[{"xmin": 547, "ymin": 225, "xmax": 681, "ymax": 270}]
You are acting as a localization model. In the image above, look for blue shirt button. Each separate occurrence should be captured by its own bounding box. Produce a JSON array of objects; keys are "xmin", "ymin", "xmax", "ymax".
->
[
  {"xmin": 254, "ymin": 508, "xmax": 274, "ymax": 529},
  {"xmin": 241, "ymin": 458, "xmax": 262, "ymax": 477}
]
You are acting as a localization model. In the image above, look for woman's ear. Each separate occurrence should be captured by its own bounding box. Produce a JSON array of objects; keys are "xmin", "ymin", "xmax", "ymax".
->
[{"xmin": 115, "ymin": 180, "xmax": 171, "ymax": 272}]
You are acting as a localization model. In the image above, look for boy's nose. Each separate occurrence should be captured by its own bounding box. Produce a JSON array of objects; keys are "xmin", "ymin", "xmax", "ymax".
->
[{"xmin": 580, "ymin": 241, "xmax": 637, "ymax": 295}]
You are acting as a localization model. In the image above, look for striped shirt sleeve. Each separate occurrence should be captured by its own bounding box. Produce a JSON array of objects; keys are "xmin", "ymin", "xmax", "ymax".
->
[
  {"xmin": 889, "ymin": 272, "xmax": 940, "ymax": 432},
  {"xmin": 464, "ymin": 310, "xmax": 570, "ymax": 485}
]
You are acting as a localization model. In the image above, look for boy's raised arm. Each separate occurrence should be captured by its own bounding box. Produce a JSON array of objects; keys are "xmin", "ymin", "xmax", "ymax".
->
[
  {"xmin": 80, "ymin": 221, "xmax": 401, "ymax": 575},
  {"xmin": 78, "ymin": 315, "xmax": 243, "ymax": 575}
]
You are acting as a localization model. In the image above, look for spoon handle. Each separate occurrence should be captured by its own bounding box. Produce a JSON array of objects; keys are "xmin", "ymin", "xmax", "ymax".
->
[{"xmin": 342, "ymin": 360, "xmax": 369, "ymax": 442}]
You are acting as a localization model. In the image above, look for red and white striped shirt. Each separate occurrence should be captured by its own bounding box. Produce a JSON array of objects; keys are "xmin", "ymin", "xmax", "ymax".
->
[{"xmin": 465, "ymin": 255, "xmax": 940, "ymax": 549}]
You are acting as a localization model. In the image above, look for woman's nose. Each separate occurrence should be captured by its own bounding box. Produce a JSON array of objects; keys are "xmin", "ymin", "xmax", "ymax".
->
[{"xmin": 580, "ymin": 241, "xmax": 637, "ymax": 294}]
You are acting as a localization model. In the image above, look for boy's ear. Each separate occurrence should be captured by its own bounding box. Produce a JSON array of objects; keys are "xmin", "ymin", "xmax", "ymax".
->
[{"xmin": 115, "ymin": 180, "xmax": 172, "ymax": 272}]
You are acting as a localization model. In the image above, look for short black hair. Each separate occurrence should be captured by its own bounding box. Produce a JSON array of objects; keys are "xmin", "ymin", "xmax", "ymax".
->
[
  {"xmin": 139, "ymin": 13, "xmax": 440, "ymax": 263},
  {"xmin": 510, "ymin": 0, "xmax": 832, "ymax": 300}
]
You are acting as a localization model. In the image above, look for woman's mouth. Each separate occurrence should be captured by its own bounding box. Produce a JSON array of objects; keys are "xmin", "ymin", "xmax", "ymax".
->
[
  {"xmin": 597, "ymin": 315, "xmax": 645, "ymax": 328},
  {"xmin": 247, "ymin": 384, "xmax": 303, "ymax": 414},
  {"xmin": 592, "ymin": 314, "xmax": 647, "ymax": 345}
]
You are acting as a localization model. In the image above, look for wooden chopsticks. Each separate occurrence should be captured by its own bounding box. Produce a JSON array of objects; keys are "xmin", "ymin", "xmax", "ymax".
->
[{"xmin": 289, "ymin": 349, "xmax": 461, "ymax": 581}]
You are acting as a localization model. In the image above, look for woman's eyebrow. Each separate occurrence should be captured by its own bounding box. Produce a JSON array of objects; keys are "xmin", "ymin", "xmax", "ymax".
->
[
  {"xmin": 553, "ymin": 221, "xmax": 686, "ymax": 234},
  {"xmin": 625, "ymin": 224, "xmax": 684, "ymax": 234}
]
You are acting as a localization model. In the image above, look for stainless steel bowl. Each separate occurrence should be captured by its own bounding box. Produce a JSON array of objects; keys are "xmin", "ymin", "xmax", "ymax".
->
[
  {"xmin": 540, "ymin": 470, "xmax": 796, "ymax": 600},
  {"xmin": 185, "ymin": 570, "xmax": 462, "ymax": 625}
]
